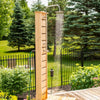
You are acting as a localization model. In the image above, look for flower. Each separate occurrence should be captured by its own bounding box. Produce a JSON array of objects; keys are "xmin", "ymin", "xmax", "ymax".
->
[
  {"xmin": 93, "ymin": 77, "xmax": 98, "ymax": 80},
  {"xmin": 75, "ymin": 63, "xmax": 79, "ymax": 66}
]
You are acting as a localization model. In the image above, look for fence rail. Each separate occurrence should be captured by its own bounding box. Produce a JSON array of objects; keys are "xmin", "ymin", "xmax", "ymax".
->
[{"xmin": 0, "ymin": 54, "xmax": 34, "ymax": 69}]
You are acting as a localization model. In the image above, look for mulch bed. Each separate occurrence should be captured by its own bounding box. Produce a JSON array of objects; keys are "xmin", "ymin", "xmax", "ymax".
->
[{"xmin": 17, "ymin": 90, "xmax": 36, "ymax": 100}]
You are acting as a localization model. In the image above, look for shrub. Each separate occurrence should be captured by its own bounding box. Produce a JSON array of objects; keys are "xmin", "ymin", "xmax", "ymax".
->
[
  {"xmin": 92, "ymin": 74, "xmax": 100, "ymax": 87},
  {"xmin": 0, "ymin": 91, "xmax": 17, "ymax": 100},
  {"xmin": 70, "ymin": 64, "xmax": 100, "ymax": 90},
  {"xmin": 0, "ymin": 68, "xmax": 29, "ymax": 95}
]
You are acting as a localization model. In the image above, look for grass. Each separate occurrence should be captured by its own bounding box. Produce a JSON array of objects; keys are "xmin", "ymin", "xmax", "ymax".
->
[
  {"xmin": 0, "ymin": 40, "xmax": 63, "ymax": 88},
  {"xmin": 29, "ymin": 53, "xmax": 78, "ymax": 89},
  {"xmin": 0, "ymin": 40, "xmax": 34, "ymax": 56},
  {"xmin": 0, "ymin": 40, "xmax": 100, "ymax": 89},
  {"xmin": 48, "ymin": 53, "xmax": 61, "ymax": 88}
]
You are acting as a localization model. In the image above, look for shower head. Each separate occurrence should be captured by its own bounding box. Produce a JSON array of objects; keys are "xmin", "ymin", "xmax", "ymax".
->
[{"xmin": 45, "ymin": 4, "xmax": 61, "ymax": 11}]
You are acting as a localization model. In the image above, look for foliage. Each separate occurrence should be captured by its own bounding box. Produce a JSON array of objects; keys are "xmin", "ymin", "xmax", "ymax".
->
[
  {"xmin": 0, "ymin": 91, "xmax": 17, "ymax": 100},
  {"xmin": 70, "ymin": 64, "xmax": 100, "ymax": 90},
  {"xmin": 0, "ymin": 40, "xmax": 100, "ymax": 88},
  {"xmin": 31, "ymin": 1, "xmax": 46, "ymax": 11},
  {"xmin": 64, "ymin": 0, "xmax": 100, "ymax": 51},
  {"xmin": 19, "ymin": 0, "xmax": 30, "ymax": 19},
  {"xmin": 29, "ymin": 1, "xmax": 46, "ymax": 46},
  {"xmin": 0, "ymin": 0, "xmax": 14, "ymax": 40},
  {"xmin": 31, "ymin": 1, "xmax": 46, "ymax": 32},
  {"xmin": 13, "ymin": 0, "xmax": 34, "ymax": 47},
  {"xmin": 0, "ymin": 68, "xmax": 29, "ymax": 95},
  {"xmin": 92, "ymin": 77, "xmax": 100, "ymax": 87},
  {"xmin": 0, "ymin": 40, "xmax": 34, "ymax": 56},
  {"xmin": 8, "ymin": 2, "xmax": 29, "ymax": 51},
  {"xmin": 24, "ymin": 17, "xmax": 35, "ymax": 47},
  {"xmin": 19, "ymin": 0, "xmax": 35, "ymax": 47}
]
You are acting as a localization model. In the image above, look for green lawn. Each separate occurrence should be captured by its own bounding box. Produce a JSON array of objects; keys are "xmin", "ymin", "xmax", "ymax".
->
[
  {"xmin": 0, "ymin": 40, "xmax": 100, "ymax": 89},
  {"xmin": 0, "ymin": 40, "xmax": 34, "ymax": 56},
  {"xmin": 0, "ymin": 40, "xmax": 75, "ymax": 88}
]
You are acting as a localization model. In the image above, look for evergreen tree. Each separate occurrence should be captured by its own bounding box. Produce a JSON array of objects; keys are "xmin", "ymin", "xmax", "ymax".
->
[
  {"xmin": 32, "ymin": 1, "xmax": 45, "ymax": 11},
  {"xmin": 25, "ymin": 15, "xmax": 35, "ymax": 46},
  {"xmin": 64, "ymin": 0, "xmax": 100, "ymax": 52},
  {"xmin": 8, "ymin": 2, "xmax": 28, "ymax": 51},
  {"xmin": 29, "ymin": 2, "xmax": 45, "ymax": 46},
  {"xmin": 19, "ymin": 0, "xmax": 35, "ymax": 46},
  {"xmin": 19, "ymin": 0, "xmax": 30, "ymax": 19},
  {"xmin": 0, "ymin": 0, "xmax": 14, "ymax": 40},
  {"xmin": 91, "ymin": 0, "xmax": 100, "ymax": 50}
]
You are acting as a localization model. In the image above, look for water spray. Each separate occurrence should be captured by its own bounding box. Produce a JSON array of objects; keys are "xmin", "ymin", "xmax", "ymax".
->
[{"xmin": 46, "ymin": 4, "xmax": 64, "ymax": 91}]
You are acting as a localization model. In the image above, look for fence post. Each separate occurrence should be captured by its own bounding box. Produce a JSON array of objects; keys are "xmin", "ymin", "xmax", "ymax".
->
[
  {"xmin": 81, "ymin": 50, "xmax": 84, "ymax": 67},
  {"xmin": 60, "ymin": 49, "xmax": 63, "ymax": 88},
  {"xmin": 34, "ymin": 50, "xmax": 36, "ymax": 91}
]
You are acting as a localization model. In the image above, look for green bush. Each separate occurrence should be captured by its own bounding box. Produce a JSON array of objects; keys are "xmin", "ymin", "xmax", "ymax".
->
[
  {"xmin": 70, "ymin": 64, "xmax": 100, "ymax": 90},
  {"xmin": 0, "ymin": 68, "xmax": 29, "ymax": 95},
  {"xmin": 0, "ymin": 91, "xmax": 17, "ymax": 100},
  {"xmin": 92, "ymin": 72, "xmax": 100, "ymax": 87}
]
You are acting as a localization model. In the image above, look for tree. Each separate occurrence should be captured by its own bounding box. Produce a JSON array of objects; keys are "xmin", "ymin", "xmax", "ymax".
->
[
  {"xmin": 28, "ymin": 1, "xmax": 46, "ymax": 46},
  {"xmin": 8, "ymin": 2, "xmax": 28, "ymax": 51},
  {"xmin": 19, "ymin": 0, "xmax": 35, "ymax": 46},
  {"xmin": 91, "ymin": 0, "xmax": 100, "ymax": 50},
  {"xmin": 0, "ymin": 0, "xmax": 14, "ymax": 40},
  {"xmin": 64, "ymin": 0, "xmax": 100, "ymax": 52},
  {"xmin": 32, "ymin": 1, "xmax": 45, "ymax": 11},
  {"xmin": 25, "ymin": 15, "xmax": 35, "ymax": 46},
  {"xmin": 19, "ymin": 0, "xmax": 30, "ymax": 19}
]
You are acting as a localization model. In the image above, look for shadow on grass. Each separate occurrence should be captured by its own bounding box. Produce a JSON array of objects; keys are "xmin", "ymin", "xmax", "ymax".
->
[
  {"xmin": 5, "ymin": 48, "xmax": 35, "ymax": 53},
  {"xmin": 48, "ymin": 54, "xmax": 54, "ymax": 62}
]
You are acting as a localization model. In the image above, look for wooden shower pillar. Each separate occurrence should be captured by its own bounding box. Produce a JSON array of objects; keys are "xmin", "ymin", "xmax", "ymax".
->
[{"xmin": 35, "ymin": 11, "xmax": 47, "ymax": 100}]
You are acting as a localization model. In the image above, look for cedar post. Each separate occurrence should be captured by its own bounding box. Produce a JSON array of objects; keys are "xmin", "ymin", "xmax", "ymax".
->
[{"xmin": 35, "ymin": 11, "xmax": 47, "ymax": 100}]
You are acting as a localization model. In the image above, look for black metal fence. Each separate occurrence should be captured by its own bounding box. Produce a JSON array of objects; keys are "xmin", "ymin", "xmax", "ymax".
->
[
  {"xmin": 0, "ymin": 54, "xmax": 34, "ymax": 68},
  {"xmin": 0, "ymin": 53, "xmax": 36, "ymax": 94},
  {"xmin": 0, "ymin": 49, "xmax": 100, "ymax": 92},
  {"xmin": 60, "ymin": 48, "xmax": 100, "ymax": 87}
]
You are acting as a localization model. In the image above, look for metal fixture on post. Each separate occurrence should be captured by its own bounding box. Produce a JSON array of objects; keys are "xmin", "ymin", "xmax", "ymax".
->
[
  {"xmin": 50, "ymin": 69, "xmax": 54, "ymax": 94},
  {"xmin": 45, "ymin": 4, "xmax": 61, "ymax": 11}
]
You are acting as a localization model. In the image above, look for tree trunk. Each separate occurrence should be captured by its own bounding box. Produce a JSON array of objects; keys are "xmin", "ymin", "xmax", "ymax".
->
[{"xmin": 18, "ymin": 46, "xmax": 20, "ymax": 51}]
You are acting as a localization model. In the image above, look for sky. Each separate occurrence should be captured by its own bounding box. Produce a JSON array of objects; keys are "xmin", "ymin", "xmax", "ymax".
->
[{"xmin": 26, "ymin": 0, "xmax": 48, "ymax": 8}]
